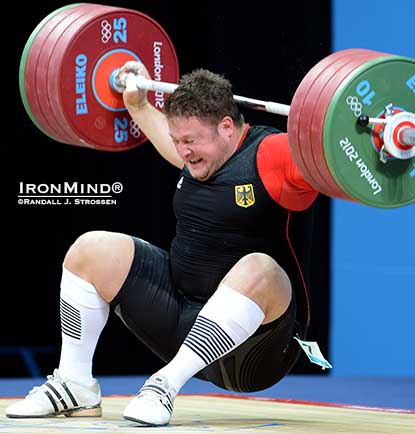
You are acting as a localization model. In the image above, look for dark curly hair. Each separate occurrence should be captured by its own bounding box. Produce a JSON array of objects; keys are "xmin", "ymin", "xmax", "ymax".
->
[{"xmin": 164, "ymin": 69, "xmax": 244, "ymax": 127}]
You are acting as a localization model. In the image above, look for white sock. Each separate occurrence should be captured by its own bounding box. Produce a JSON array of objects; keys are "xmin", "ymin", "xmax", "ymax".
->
[
  {"xmin": 157, "ymin": 284, "xmax": 265, "ymax": 393},
  {"xmin": 58, "ymin": 267, "xmax": 109, "ymax": 386}
]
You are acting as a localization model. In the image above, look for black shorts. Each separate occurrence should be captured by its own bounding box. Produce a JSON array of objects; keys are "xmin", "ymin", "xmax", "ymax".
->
[{"xmin": 110, "ymin": 236, "xmax": 305, "ymax": 393}]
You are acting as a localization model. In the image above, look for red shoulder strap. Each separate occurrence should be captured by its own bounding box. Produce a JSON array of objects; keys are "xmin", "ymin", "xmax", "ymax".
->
[{"xmin": 257, "ymin": 133, "xmax": 318, "ymax": 211}]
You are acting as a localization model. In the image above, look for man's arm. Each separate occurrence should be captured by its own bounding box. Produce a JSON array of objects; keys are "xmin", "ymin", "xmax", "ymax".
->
[
  {"xmin": 127, "ymin": 101, "xmax": 184, "ymax": 169},
  {"xmin": 118, "ymin": 61, "xmax": 184, "ymax": 169}
]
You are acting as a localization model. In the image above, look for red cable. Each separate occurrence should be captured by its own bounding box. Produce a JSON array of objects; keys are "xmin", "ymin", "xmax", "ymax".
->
[{"xmin": 285, "ymin": 211, "xmax": 311, "ymax": 328}]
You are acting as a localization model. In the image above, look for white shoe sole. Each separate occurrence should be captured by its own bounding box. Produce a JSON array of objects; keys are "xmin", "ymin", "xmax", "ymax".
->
[
  {"xmin": 123, "ymin": 414, "xmax": 169, "ymax": 427},
  {"xmin": 6, "ymin": 404, "xmax": 102, "ymax": 418}
]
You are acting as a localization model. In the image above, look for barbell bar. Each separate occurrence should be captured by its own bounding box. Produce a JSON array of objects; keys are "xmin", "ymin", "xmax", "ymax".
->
[
  {"xmin": 113, "ymin": 73, "xmax": 291, "ymax": 117},
  {"xmin": 19, "ymin": 3, "xmax": 415, "ymax": 208},
  {"xmin": 401, "ymin": 128, "xmax": 415, "ymax": 146},
  {"xmin": 113, "ymin": 72, "xmax": 415, "ymax": 151}
]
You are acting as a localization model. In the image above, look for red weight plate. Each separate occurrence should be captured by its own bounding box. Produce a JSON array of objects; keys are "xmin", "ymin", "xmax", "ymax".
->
[
  {"xmin": 34, "ymin": 4, "xmax": 103, "ymax": 144},
  {"xmin": 49, "ymin": 6, "xmax": 179, "ymax": 151},
  {"xmin": 299, "ymin": 50, "xmax": 380, "ymax": 198},
  {"xmin": 23, "ymin": 4, "xmax": 88, "ymax": 142},
  {"xmin": 288, "ymin": 49, "xmax": 373, "ymax": 190},
  {"xmin": 288, "ymin": 49, "xmax": 347, "ymax": 178},
  {"xmin": 308, "ymin": 50, "xmax": 389, "ymax": 199},
  {"xmin": 307, "ymin": 51, "xmax": 382, "ymax": 197}
]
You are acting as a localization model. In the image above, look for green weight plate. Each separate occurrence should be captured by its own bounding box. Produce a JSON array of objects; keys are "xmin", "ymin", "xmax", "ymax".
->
[{"xmin": 324, "ymin": 55, "xmax": 415, "ymax": 208}]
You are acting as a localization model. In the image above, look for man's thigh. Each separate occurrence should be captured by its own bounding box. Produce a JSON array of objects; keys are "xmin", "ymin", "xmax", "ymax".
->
[{"xmin": 109, "ymin": 236, "xmax": 203, "ymax": 362}]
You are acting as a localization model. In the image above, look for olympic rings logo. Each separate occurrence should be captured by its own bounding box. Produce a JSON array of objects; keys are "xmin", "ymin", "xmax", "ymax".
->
[
  {"xmin": 101, "ymin": 20, "xmax": 112, "ymax": 44},
  {"xmin": 346, "ymin": 96, "xmax": 362, "ymax": 117},
  {"xmin": 130, "ymin": 120, "xmax": 141, "ymax": 138}
]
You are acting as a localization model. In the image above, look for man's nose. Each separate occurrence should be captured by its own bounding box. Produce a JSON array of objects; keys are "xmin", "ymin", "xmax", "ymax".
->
[{"xmin": 177, "ymin": 143, "xmax": 192, "ymax": 158}]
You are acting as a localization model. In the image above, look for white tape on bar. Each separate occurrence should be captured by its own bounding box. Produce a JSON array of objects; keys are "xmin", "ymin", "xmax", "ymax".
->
[{"xmin": 131, "ymin": 76, "xmax": 291, "ymax": 116}]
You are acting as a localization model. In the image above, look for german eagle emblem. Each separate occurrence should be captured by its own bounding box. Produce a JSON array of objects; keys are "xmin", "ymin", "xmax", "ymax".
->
[{"xmin": 235, "ymin": 184, "xmax": 255, "ymax": 208}]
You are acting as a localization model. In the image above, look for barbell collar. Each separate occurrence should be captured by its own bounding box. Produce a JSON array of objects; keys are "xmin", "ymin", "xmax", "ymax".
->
[{"xmin": 358, "ymin": 113, "xmax": 415, "ymax": 148}]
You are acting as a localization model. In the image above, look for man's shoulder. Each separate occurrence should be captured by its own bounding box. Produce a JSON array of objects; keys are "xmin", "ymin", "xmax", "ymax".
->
[
  {"xmin": 241, "ymin": 125, "xmax": 282, "ymax": 150},
  {"xmin": 246, "ymin": 125, "xmax": 282, "ymax": 146},
  {"xmin": 250, "ymin": 124, "xmax": 283, "ymax": 135}
]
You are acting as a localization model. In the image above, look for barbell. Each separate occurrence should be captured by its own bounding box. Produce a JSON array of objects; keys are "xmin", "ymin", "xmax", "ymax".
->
[{"xmin": 19, "ymin": 3, "xmax": 415, "ymax": 208}]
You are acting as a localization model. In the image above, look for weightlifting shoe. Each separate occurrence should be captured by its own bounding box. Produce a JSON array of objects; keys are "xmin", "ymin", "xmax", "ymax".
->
[
  {"xmin": 5, "ymin": 369, "xmax": 102, "ymax": 418},
  {"xmin": 123, "ymin": 374, "xmax": 177, "ymax": 426}
]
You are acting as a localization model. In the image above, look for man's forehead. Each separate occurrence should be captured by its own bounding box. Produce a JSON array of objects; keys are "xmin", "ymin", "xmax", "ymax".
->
[{"xmin": 168, "ymin": 116, "xmax": 211, "ymax": 136}]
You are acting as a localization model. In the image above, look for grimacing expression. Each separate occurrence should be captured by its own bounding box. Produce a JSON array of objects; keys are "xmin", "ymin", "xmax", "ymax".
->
[{"xmin": 168, "ymin": 116, "xmax": 235, "ymax": 181}]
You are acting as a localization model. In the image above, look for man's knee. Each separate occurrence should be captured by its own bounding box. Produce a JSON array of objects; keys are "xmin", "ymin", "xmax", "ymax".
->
[
  {"xmin": 64, "ymin": 230, "xmax": 108, "ymax": 273},
  {"xmin": 222, "ymin": 252, "xmax": 292, "ymax": 322},
  {"xmin": 63, "ymin": 230, "xmax": 135, "ymax": 301}
]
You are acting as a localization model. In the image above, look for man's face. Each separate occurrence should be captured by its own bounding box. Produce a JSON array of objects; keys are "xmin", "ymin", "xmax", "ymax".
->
[{"xmin": 168, "ymin": 116, "xmax": 234, "ymax": 181}]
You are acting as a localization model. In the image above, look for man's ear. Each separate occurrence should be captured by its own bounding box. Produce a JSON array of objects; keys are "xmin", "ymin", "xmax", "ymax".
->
[{"xmin": 218, "ymin": 116, "xmax": 235, "ymax": 139}]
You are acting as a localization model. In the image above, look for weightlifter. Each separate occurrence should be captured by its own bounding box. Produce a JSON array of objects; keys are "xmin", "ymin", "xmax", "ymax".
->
[{"xmin": 6, "ymin": 62, "xmax": 318, "ymax": 426}]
